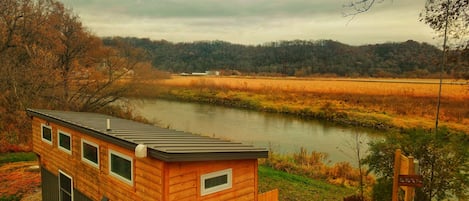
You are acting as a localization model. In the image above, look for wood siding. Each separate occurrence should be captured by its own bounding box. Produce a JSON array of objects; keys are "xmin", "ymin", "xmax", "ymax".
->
[
  {"xmin": 32, "ymin": 117, "xmax": 164, "ymax": 201},
  {"xmin": 166, "ymin": 159, "xmax": 258, "ymax": 201},
  {"xmin": 32, "ymin": 116, "xmax": 260, "ymax": 201},
  {"xmin": 41, "ymin": 167, "xmax": 92, "ymax": 201}
]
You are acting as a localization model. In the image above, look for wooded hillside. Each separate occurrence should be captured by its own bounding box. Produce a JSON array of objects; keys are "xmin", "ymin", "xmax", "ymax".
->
[{"xmin": 104, "ymin": 37, "xmax": 468, "ymax": 78}]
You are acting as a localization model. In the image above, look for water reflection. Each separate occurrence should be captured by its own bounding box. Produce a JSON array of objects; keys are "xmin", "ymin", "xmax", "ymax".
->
[{"xmin": 130, "ymin": 99, "xmax": 376, "ymax": 164}]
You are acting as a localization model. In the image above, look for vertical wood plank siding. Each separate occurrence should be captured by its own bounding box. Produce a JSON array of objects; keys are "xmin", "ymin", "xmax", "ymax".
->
[
  {"xmin": 74, "ymin": 189, "xmax": 93, "ymax": 201},
  {"xmin": 40, "ymin": 167, "xmax": 59, "ymax": 201}
]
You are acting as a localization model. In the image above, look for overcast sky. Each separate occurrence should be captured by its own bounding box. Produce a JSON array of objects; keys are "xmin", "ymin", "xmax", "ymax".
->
[{"xmin": 59, "ymin": 0, "xmax": 439, "ymax": 46}]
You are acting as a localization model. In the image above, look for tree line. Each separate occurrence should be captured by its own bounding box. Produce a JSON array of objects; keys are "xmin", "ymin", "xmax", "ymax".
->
[{"xmin": 104, "ymin": 37, "xmax": 468, "ymax": 79}]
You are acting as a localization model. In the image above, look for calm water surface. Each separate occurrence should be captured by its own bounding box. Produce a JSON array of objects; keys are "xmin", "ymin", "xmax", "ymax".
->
[{"xmin": 130, "ymin": 99, "xmax": 377, "ymax": 164}]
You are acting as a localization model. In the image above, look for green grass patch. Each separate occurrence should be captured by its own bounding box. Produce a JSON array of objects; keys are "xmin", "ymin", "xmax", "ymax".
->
[
  {"xmin": 0, "ymin": 152, "xmax": 37, "ymax": 165},
  {"xmin": 258, "ymin": 165, "xmax": 355, "ymax": 201},
  {"xmin": 0, "ymin": 195, "xmax": 21, "ymax": 201}
]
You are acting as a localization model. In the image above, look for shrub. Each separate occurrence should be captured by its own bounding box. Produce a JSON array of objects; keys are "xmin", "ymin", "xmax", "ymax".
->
[
  {"xmin": 343, "ymin": 195, "xmax": 365, "ymax": 201},
  {"xmin": 364, "ymin": 128, "xmax": 469, "ymax": 200},
  {"xmin": 262, "ymin": 147, "xmax": 374, "ymax": 190}
]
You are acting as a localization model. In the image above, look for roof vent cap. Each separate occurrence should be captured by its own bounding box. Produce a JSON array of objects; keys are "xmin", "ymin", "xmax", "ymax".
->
[
  {"xmin": 106, "ymin": 119, "xmax": 111, "ymax": 131},
  {"xmin": 135, "ymin": 144, "xmax": 147, "ymax": 158}
]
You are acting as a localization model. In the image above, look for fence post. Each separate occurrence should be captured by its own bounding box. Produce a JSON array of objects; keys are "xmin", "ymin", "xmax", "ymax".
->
[
  {"xmin": 392, "ymin": 149, "xmax": 401, "ymax": 201},
  {"xmin": 404, "ymin": 156, "xmax": 415, "ymax": 201}
]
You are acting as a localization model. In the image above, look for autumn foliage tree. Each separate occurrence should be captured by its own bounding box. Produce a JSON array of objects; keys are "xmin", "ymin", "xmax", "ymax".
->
[{"xmin": 0, "ymin": 0, "xmax": 155, "ymax": 151}]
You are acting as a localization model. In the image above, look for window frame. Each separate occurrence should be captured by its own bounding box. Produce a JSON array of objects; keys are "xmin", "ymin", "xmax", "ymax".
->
[
  {"xmin": 41, "ymin": 123, "xmax": 53, "ymax": 145},
  {"xmin": 81, "ymin": 139, "xmax": 99, "ymax": 169},
  {"xmin": 108, "ymin": 149, "xmax": 134, "ymax": 186},
  {"xmin": 200, "ymin": 168, "xmax": 232, "ymax": 196},
  {"xmin": 58, "ymin": 170, "xmax": 74, "ymax": 201},
  {"xmin": 57, "ymin": 130, "xmax": 72, "ymax": 155}
]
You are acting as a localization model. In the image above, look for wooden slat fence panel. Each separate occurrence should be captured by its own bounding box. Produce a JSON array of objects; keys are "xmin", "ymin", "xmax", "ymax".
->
[{"xmin": 258, "ymin": 189, "xmax": 278, "ymax": 201}]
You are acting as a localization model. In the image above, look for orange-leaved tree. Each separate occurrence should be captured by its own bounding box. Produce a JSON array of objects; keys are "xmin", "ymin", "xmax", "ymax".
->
[{"xmin": 0, "ymin": 0, "xmax": 154, "ymax": 151}]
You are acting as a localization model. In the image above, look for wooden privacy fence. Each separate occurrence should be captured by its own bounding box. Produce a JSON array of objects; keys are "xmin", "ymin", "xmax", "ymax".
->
[{"xmin": 258, "ymin": 189, "xmax": 279, "ymax": 201}]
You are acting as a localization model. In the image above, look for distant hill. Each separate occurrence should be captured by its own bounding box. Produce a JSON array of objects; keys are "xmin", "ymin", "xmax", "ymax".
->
[{"xmin": 103, "ymin": 37, "xmax": 467, "ymax": 78}]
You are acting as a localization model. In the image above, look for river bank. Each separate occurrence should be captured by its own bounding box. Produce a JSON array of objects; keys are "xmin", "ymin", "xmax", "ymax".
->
[{"xmin": 129, "ymin": 76, "xmax": 469, "ymax": 135}]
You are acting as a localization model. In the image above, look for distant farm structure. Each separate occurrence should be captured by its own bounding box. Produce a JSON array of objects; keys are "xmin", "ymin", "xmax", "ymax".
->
[{"xmin": 181, "ymin": 71, "xmax": 220, "ymax": 76}]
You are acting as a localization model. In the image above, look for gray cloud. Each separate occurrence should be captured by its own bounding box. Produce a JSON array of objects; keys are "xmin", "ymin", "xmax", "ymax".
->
[
  {"xmin": 61, "ymin": 0, "xmax": 437, "ymax": 45},
  {"xmin": 65, "ymin": 0, "xmax": 342, "ymax": 18}
]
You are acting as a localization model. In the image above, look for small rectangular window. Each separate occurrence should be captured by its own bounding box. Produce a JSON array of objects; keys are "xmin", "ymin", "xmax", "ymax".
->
[
  {"xmin": 58, "ymin": 130, "xmax": 72, "ymax": 154},
  {"xmin": 200, "ymin": 169, "xmax": 232, "ymax": 196},
  {"xmin": 205, "ymin": 174, "xmax": 228, "ymax": 189},
  {"xmin": 59, "ymin": 170, "xmax": 73, "ymax": 201},
  {"xmin": 81, "ymin": 139, "xmax": 99, "ymax": 168},
  {"xmin": 41, "ymin": 124, "xmax": 52, "ymax": 144},
  {"xmin": 109, "ymin": 150, "xmax": 133, "ymax": 186}
]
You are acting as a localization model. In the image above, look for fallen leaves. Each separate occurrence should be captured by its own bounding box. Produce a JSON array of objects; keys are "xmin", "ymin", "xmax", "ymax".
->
[{"xmin": 0, "ymin": 161, "xmax": 41, "ymax": 199}]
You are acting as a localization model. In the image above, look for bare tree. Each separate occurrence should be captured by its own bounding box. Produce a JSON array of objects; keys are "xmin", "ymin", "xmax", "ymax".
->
[
  {"xmin": 339, "ymin": 131, "xmax": 369, "ymax": 200},
  {"xmin": 72, "ymin": 41, "xmax": 149, "ymax": 112},
  {"xmin": 343, "ymin": 0, "xmax": 469, "ymax": 49},
  {"xmin": 0, "ymin": 0, "xmax": 152, "ymax": 146},
  {"xmin": 344, "ymin": 1, "xmax": 469, "ymax": 200},
  {"xmin": 342, "ymin": 0, "xmax": 386, "ymax": 17}
]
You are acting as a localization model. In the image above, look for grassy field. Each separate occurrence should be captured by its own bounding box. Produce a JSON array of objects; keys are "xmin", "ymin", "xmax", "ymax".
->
[
  {"xmin": 156, "ymin": 76, "xmax": 466, "ymax": 99},
  {"xmin": 133, "ymin": 76, "xmax": 469, "ymax": 134},
  {"xmin": 258, "ymin": 165, "xmax": 355, "ymax": 201}
]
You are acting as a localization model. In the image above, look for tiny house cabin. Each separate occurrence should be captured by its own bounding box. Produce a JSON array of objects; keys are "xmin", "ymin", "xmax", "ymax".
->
[{"xmin": 27, "ymin": 109, "xmax": 269, "ymax": 201}]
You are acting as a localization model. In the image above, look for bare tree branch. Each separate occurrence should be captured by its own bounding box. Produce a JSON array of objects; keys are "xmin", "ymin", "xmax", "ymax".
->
[{"xmin": 343, "ymin": 0, "xmax": 386, "ymax": 17}]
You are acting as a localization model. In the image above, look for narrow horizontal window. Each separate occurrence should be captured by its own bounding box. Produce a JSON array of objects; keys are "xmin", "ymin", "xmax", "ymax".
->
[
  {"xmin": 58, "ymin": 130, "xmax": 72, "ymax": 154},
  {"xmin": 41, "ymin": 124, "xmax": 52, "ymax": 144},
  {"xmin": 81, "ymin": 139, "xmax": 99, "ymax": 168},
  {"xmin": 205, "ymin": 174, "xmax": 228, "ymax": 189},
  {"xmin": 200, "ymin": 169, "xmax": 232, "ymax": 196},
  {"xmin": 109, "ymin": 150, "xmax": 133, "ymax": 186}
]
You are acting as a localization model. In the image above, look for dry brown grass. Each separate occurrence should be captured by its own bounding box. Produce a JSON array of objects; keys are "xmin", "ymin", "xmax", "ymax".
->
[
  {"xmin": 150, "ymin": 76, "xmax": 469, "ymax": 133},
  {"xmin": 0, "ymin": 161, "xmax": 41, "ymax": 200},
  {"xmin": 157, "ymin": 76, "xmax": 468, "ymax": 99},
  {"xmin": 261, "ymin": 148, "xmax": 374, "ymax": 188}
]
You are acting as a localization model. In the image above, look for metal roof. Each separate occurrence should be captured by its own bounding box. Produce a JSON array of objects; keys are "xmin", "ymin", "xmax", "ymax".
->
[{"xmin": 27, "ymin": 108, "xmax": 268, "ymax": 162}]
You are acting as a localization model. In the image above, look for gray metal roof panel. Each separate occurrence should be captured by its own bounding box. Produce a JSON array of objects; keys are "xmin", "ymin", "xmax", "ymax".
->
[{"xmin": 26, "ymin": 108, "xmax": 268, "ymax": 161}]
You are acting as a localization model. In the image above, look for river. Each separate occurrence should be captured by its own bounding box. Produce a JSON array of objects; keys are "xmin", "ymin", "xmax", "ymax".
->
[{"xmin": 130, "ymin": 99, "xmax": 377, "ymax": 165}]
